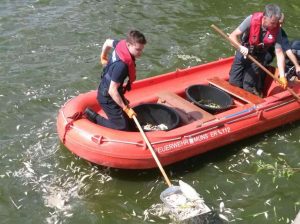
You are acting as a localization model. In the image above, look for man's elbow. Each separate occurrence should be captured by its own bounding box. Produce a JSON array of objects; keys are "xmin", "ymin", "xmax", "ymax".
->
[
  {"xmin": 228, "ymin": 33, "xmax": 235, "ymax": 41},
  {"xmin": 275, "ymin": 47, "xmax": 284, "ymax": 56},
  {"xmin": 108, "ymin": 88, "xmax": 115, "ymax": 97},
  {"xmin": 104, "ymin": 39, "xmax": 114, "ymax": 48}
]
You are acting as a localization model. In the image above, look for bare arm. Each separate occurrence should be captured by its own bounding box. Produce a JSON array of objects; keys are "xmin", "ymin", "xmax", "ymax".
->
[
  {"xmin": 100, "ymin": 39, "xmax": 114, "ymax": 65},
  {"xmin": 229, "ymin": 27, "xmax": 243, "ymax": 47},
  {"xmin": 229, "ymin": 27, "xmax": 249, "ymax": 56},
  {"xmin": 228, "ymin": 16, "xmax": 252, "ymax": 56},
  {"xmin": 286, "ymin": 49, "xmax": 300, "ymax": 73},
  {"xmin": 108, "ymin": 80, "xmax": 127, "ymax": 109},
  {"xmin": 275, "ymin": 47, "xmax": 286, "ymax": 77}
]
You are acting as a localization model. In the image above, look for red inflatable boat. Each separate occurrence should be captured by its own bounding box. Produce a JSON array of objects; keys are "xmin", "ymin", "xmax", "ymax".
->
[{"xmin": 57, "ymin": 57, "xmax": 300, "ymax": 169}]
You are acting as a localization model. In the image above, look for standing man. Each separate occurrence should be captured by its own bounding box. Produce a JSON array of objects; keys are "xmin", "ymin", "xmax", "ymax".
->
[
  {"xmin": 228, "ymin": 4, "xmax": 287, "ymax": 97},
  {"xmin": 85, "ymin": 30, "xmax": 147, "ymax": 131}
]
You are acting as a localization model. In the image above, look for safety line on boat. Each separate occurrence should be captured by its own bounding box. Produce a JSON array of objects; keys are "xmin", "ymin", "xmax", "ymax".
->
[
  {"xmin": 60, "ymin": 97, "xmax": 297, "ymax": 148},
  {"xmin": 199, "ymin": 98, "xmax": 295, "ymax": 128},
  {"xmin": 197, "ymin": 106, "xmax": 256, "ymax": 128},
  {"xmin": 183, "ymin": 125, "xmax": 220, "ymax": 138},
  {"xmin": 149, "ymin": 137, "xmax": 183, "ymax": 145},
  {"xmin": 225, "ymin": 112, "xmax": 258, "ymax": 124},
  {"xmin": 94, "ymin": 136, "xmax": 184, "ymax": 147},
  {"xmin": 62, "ymin": 110, "xmax": 179, "ymax": 147},
  {"xmin": 91, "ymin": 135, "xmax": 144, "ymax": 146},
  {"xmin": 62, "ymin": 110, "xmax": 100, "ymax": 142},
  {"xmin": 224, "ymin": 106, "xmax": 256, "ymax": 119},
  {"xmin": 263, "ymin": 99, "xmax": 296, "ymax": 111}
]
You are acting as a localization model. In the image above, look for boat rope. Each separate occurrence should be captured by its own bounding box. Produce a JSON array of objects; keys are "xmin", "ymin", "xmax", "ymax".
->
[
  {"xmin": 224, "ymin": 106, "xmax": 256, "ymax": 119},
  {"xmin": 61, "ymin": 110, "xmax": 148, "ymax": 147},
  {"xmin": 60, "ymin": 97, "xmax": 296, "ymax": 147},
  {"xmin": 63, "ymin": 111, "xmax": 84, "ymax": 144},
  {"xmin": 149, "ymin": 137, "xmax": 182, "ymax": 145},
  {"xmin": 91, "ymin": 134, "xmax": 184, "ymax": 148},
  {"xmin": 183, "ymin": 125, "xmax": 220, "ymax": 138},
  {"xmin": 226, "ymin": 112, "xmax": 258, "ymax": 124},
  {"xmin": 263, "ymin": 99, "xmax": 295, "ymax": 111},
  {"xmin": 91, "ymin": 135, "xmax": 145, "ymax": 147}
]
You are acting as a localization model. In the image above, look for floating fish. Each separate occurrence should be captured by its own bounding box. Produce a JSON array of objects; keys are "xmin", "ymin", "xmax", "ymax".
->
[
  {"xmin": 219, "ymin": 201, "xmax": 225, "ymax": 213},
  {"xmin": 257, "ymin": 149, "xmax": 263, "ymax": 156},
  {"xmin": 179, "ymin": 180, "xmax": 201, "ymax": 201},
  {"xmin": 219, "ymin": 214, "xmax": 229, "ymax": 221}
]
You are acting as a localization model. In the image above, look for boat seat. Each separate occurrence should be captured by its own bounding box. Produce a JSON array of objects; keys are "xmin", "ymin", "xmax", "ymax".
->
[
  {"xmin": 207, "ymin": 77, "xmax": 265, "ymax": 105},
  {"xmin": 157, "ymin": 91, "xmax": 215, "ymax": 124}
]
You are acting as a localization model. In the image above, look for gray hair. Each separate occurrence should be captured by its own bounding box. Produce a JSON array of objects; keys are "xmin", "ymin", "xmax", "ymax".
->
[{"xmin": 264, "ymin": 4, "xmax": 281, "ymax": 19}]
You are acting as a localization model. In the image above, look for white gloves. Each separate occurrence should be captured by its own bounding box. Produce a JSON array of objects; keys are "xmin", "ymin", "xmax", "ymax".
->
[{"xmin": 239, "ymin": 46, "xmax": 249, "ymax": 58}]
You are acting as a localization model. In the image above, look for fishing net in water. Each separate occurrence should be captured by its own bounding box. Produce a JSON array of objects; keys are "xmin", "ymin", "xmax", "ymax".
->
[{"xmin": 160, "ymin": 186, "xmax": 211, "ymax": 221}]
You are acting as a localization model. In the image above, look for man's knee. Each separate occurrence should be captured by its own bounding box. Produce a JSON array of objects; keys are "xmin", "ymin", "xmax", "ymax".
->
[
  {"xmin": 110, "ymin": 115, "xmax": 132, "ymax": 131},
  {"xmin": 229, "ymin": 76, "xmax": 243, "ymax": 88}
]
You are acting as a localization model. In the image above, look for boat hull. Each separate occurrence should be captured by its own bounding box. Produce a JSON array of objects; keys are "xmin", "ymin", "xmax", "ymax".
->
[{"xmin": 57, "ymin": 57, "xmax": 300, "ymax": 169}]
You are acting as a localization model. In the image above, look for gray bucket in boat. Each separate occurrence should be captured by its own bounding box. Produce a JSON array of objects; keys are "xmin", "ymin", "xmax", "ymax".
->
[
  {"xmin": 185, "ymin": 84, "xmax": 233, "ymax": 113},
  {"xmin": 133, "ymin": 103, "xmax": 180, "ymax": 131}
]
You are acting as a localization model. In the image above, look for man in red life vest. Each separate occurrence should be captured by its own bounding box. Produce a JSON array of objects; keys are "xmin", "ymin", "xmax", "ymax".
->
[
  {"xmin": 85, "ymin": 30, "xmax": 147, "ymax": 130},
  {"xmin": 228, "ymin": 4, "xmax": 288, "ymax": 97}
]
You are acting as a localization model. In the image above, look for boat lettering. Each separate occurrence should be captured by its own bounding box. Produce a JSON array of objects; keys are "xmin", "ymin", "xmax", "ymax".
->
[
  {"xmin": 188, "ymin": 133, "xmax": 209, "ymax": 144},
  {"xmin": 209, "ymin": 126, "xmax": 231, "ymax": 137},
  {"xmin": 157, "ymin": 127, "xmax": 231, "ymax": 153},
  {"xmin": 157, "ymin": 139, "xmax": 189, "ymax": 153}
]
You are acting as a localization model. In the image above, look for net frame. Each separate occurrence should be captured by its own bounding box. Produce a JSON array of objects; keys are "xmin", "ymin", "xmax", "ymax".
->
[{"xmin": 160, "ymin": 186, "xmax": 211, "ymax": 221}]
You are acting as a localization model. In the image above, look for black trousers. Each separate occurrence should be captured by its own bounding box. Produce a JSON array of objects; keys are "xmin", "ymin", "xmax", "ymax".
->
[
  {"xmin": 96, "ymin": 95, "xmax": 133, "ymax": 131},
  {"xmin": 229, "ymin": 51, "xmax": 268, "ymax": 93}
]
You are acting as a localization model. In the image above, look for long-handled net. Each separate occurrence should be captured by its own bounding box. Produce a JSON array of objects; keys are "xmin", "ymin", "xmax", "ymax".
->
[
  {"xmin": 160, "ymin": 183, "xmax": 211, "ymax": 221},
  {"xmin": 133, "ymin": 113, "xmax": 211, "ymax": 221}
]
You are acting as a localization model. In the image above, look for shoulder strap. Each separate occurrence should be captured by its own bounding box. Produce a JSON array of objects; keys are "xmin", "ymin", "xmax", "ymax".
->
[{"xmin": 100, "ymin": 52, "xmax": 120, "ymax": 79}]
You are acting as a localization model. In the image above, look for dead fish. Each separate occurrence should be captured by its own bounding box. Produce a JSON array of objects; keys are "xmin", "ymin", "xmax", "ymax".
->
[
  {"xmin": 219, "ymin": 214, "xmax": 229, "ymax": 221},
  {"xmin": 220, "ymin": 202, "xmax": 225, "ymax": 213},
  {"xmin": 165, "ymin": 193, "xmax": 187, "ymax": 206},
  {"xmin": 197, "ymin": 99, "xmax": 221, "ymax": 108},
  {"xmin": 179, "ymin": 180, "xmax": 201, "ymax": 201},
  {"xmin": 143, "ymin": 123, "xmax": 168, "ymax": 131}
]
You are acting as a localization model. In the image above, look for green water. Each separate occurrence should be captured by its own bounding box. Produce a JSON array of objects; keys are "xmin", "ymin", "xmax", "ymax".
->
[{"xmin": 1, "ymin": 1, "xmax": 299, "ymax": 223}]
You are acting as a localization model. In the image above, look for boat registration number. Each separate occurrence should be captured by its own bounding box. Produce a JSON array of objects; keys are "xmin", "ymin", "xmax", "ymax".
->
[{"xmin": 157, "ymin": 127, "xmax": 231, "ymax": 153}]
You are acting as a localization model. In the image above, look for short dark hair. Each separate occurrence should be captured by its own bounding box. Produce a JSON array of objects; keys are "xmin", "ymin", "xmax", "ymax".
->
[
  {"xmin": 126, "ymin": 30, "xmax": 147, "ymax": 45},
  {"xmin": 264, "ymin": 4, "xmax": 281, "ymax": 19}
]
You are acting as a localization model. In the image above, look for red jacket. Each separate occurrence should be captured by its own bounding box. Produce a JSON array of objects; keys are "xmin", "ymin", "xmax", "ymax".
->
[{"xmin": 249, "ymin": 12, "xmax": 279, "ymax": 47}]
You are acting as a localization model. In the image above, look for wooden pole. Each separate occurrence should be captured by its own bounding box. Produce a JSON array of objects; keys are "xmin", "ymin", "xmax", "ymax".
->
[
  {"xmin": 132, "ymin": 115, "xmax": 172, "ymax": 187},
  {"xmin": 211, "ymin": 24, "xmax": 300, "ymax": 101}
]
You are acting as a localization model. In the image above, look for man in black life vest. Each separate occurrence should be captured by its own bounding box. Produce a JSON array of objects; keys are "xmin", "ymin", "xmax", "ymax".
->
[
  {"xmin": 85, "ymin": 30, "xmax": 147, "ymax": 131},
  {"xmin": 228, "ymin": 4, "xmax": 287, "ymax": 97}
]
